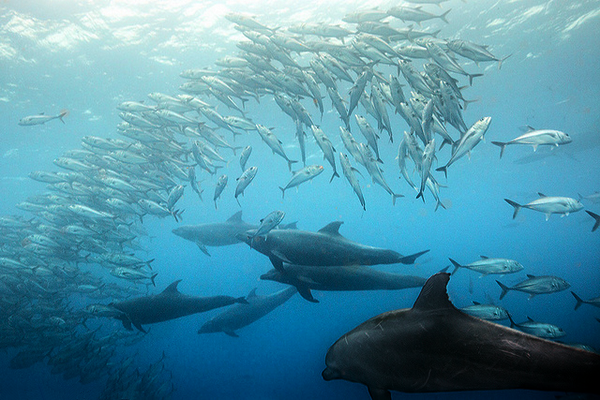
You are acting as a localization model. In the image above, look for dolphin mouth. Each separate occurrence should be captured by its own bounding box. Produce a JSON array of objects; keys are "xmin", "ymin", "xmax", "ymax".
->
[{"xmin": 321, "ymin": 367, "xmax": 339, "ymax": 381}]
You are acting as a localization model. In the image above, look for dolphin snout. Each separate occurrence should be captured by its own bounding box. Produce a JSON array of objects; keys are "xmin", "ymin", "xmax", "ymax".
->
[{"xmin": 322, "ymin": 367, "xmax": 340, "ymax": 381}]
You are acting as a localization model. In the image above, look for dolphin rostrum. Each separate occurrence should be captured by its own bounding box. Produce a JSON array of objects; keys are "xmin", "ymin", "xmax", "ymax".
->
[
  {"xmin": 322, "ymin": 272, "xmax": 600, "ymax": 399},
  {"xmin": 110, "ymin": 280, "xmax": 247, "ymax": 332},
  {"xmin": 198, "ymin": 286, "xmax": 296, "ymax": 337},
  {"xmin": 237, "ymin": 221, "xmax": 429, "ymax": 271},
  {"xmin": 171, "ymin": 211, "xmax": 257, "ymax": 256},
  {"xmin": 260, "ymin": 265, "xmax": 426, "ymax": 303}
]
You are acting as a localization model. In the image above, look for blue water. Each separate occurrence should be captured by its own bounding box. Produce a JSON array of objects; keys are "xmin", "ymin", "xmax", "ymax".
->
[{"xmin": 1, "ymin": 0, "xmax": 599, "ymax": 399}]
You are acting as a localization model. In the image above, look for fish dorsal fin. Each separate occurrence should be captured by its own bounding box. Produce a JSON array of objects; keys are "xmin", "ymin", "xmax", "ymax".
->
[
  {"xmin": 227, "ymin": 211, "xmax": 243, "ymax": 222},
  {"xmin": 412, "ymin": 272, "xmax": 455, "ymax": 312},
  {"xmin": 247, "ymin": 288, "xmax": 258, "ymax": 298},
  {"xmin": 479, "ymin": 255, "xmax": 489, "ymax": 259},
  {"xmin": 472, "ymin": 301, "xmax": 481, "ymax": 305},
  {"xmin": 162, "ymin": 280, "xmax": 182, "ymax": 295},
  {"xmin": 527, "ymin": 274, "xmax": 536, "ymax": 279},
  {"xmin": 318, "ymin": 221, "xmax": 344, "ymax": 236},
  {"xmin": 537, "ymin": 192, "xmax": 547, "ymax": 197}
]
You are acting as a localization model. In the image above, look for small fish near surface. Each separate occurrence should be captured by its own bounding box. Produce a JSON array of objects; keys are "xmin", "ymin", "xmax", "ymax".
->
[
  {"xmin": 198, "ymin": 287, "xmax": 296, "ymax": 337},
  {"xmin": 496, "ymin": 274, "xmax": 570, "ymax": 300},
  {"xmin": 109, "ymin": 280, "xmax": 248, "ymax": 333},
  {"xmin": 504, "ymin": 193, "xmax": 583, "ymax": 221},
  {"xmin": 237, "ymin": 221, "xmax": 429, "ymax": 271},
  {"xmin": 260, "ymin": 264, "xmax": 426, "ymax": 303},
  {"xmin": 322, "ymin": 273, "xmax": 600, "ymax": 399},
  {"xmin": 19, "ymin": 110, "xmax": 69, "ymax": 126}
]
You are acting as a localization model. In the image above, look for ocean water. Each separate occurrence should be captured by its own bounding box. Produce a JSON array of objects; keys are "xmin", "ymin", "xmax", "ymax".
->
[{"xmin": 1, "ymin": 0, "xmax": 599, "ymax": 399}]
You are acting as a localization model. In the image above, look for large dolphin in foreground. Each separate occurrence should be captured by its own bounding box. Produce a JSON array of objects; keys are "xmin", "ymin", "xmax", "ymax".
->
[
  {"xmin": 110, "ymin": 280, "xmax": 247, "ymax": 332},
  {"xmin": 198, "ymin": 286, "xmax": 296, "ymax": 337},
  {"xmin": 323, "ymin": 272, "xmax": 600, "ymax": 399},
  {"xmin": 237, "ymin": 221, "xmax": 429, "ymax": 271},
  {"xmin": 172, "ymin": 211, "xmax": 257, "ymax": 256},
  {"xmin": 260, "ymin": 265, "xmax": 426, "ymax": 303}
]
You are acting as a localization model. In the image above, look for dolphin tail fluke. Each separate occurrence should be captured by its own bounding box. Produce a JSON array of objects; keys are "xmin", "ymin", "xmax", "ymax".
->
[
  {"xmin": 399, "ymin": 249, "xmax": 429, "ymax": 265},
  {"xmin": 496, "ymin": 280, "xmax": 510, "ymax": 300},
  {"xmin": 236, "ymin": 296, "xmax": 249, "ymax": 305},
  {"xmin": 448, "ymin": 258, "xmax": 462, "ymax": 275},
  {"xmin": 586, "ymin": 210, "xmax": 600, "ymax": 232},
  {"xmin": 491, "ymin": 141, "xmax": 507, "ymax": 159},
  {"xmin": 571, "ymin": 291, "xmax": 584, "ymax": 311},
  {"xmin": 504, "ymin": 199, "xmax": 522, "ymax": 219}
]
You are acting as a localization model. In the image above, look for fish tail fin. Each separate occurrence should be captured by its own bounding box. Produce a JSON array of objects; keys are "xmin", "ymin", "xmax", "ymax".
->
[
  {"xmin": 504, "ymin": 199, "xmax": 522, "ymax": 219},
  {"xmin": 462, "ymin": 97, "xmax": 479, "ymax": 111},
  {"xmin": 507, "ymin": 313, "xmax": 516, "ymax": 328},
  {"xmin": 496, "ymin": 280, "xmax": 510, "ymax": 300},
  {"xmin": 435, "ymin": 165, "xmax": 448, "ymax": 179},
  {"xmin": 468, "ymin": 73, "xmax": 484, "ymax": 86},
  {"xmin": 491, "ymin": 141, "xmax": 507, "ymax": 159},
  {"xmin": 434, "ymin": 199, "xmax": 446, "ymax": 212},
  {"xmin": 439, "ymin": 138, "xmax": 453, "ymax": 151},
  {"xmin": 150, "ymin": 273, "xmax": 158, "ymax": 287},
  {"xmin": 448, "ymin": 258, "xmax": 462, "ymax": 275},
  {"xmin": 571, "ymin": 291, "xmax": 584, "ymax": 311},
  {"xmin": 498, "ymin": 53, "xmax": 512, "ymax": 70},
  {"xmin": 58, "ymin": 109, "xmax": 69, "ymax": 123},
  {"xmin": 287, "ymin": 159, "xmax": 298, "ymax": 171},
  {"xmin": 392, "ymin": 193, "xmax": 404, "ymax": 206},
  {"xmin": 329, "ymin": 171, "xmax": 340, "ymax": 183},
  {"xmin": 279, "ymin": 186, "xmax": 286, "ymax": 199},
  {"xmin": 399, "ymin": 249, "xmax": 429, "ymax": 265},
  {"xmin": 586, "ymin": 210, "xmax": 600, "ymax": 232},
  {"xmin": 439, "ymin": 9, "xmax": 451, "ymax": 23},
  {"xmin": 232, "ymin": 146, "xmax": 242, "ymax": 156}
]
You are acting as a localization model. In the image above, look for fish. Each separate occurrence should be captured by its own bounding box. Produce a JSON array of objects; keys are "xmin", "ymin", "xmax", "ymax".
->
[
  {"xmin": 436, "ymin": 117, "xmax": 492, "ymax": 178},
  {"xmin": 213, "ymin": 174, "xmax": 228, "ymax": 209},
  {"xmin": 508, "ymin": 316, "xmax": 566, "ymax": 340},
  {"xmin": 459, "ymin": 302, "xmax": 509, "ymax": 321},
  {"xmin": 571, "ymin": 292, "xmax": 600, "ymax": 310},
  {"xmin": 322, "ymin": 272, "xmax": 600, "ymax": 398},
  {"xmin": 339, "ymin": 152, "xmax": 366, "ymax": 210},
  {"xmin": 19, "ymin": 110, "xmax": 68, "ymax": 126},
  {"xmin": 496, "ymin": 274, "xmax": 570, "ymax": 300},
  {"xmin": 492, "ymin": 128, "xmax": 572, "ymax": 158},
  {"xmin": 449, "ymin": 256, "xmax": 524, "ymax": 276},
  {"xmin": 198, "ymin": 287, "xmax": 296, "ymax": 337},
  {"xmin": 260, "ymin": 265, "xmax": 425, "ymax": 303},
  {"xmin": 110, "ymin": 280, "xmax": 247, "ymax": 332},
  {"xmin": 256, "ymin": 125, "xmax": 297, "ymax": 171},
  {"xmin": 235, "ymin": 166, "xmax": 258, "ymax": 205},
  {"xmin": 172, "ymin": 211, "xmax": 257, "ymax": 256},
  {"xmin": 253, "ymin": 210, "xmax": 285, "ymax": 238},
  {"xmin": 239, "ymin": 145, "xmax": 252, "ymax": 171},
  {"xmin": 278, "ymin": 165, "xmax": 324, "ymax": 198},
  {"xmin": 237, "ymin": 221, "xmax": 429, "ymax": 271},
  {"xmin": 311, "ymin": 125, "xmax": 340, "ymax": 182},
  {"xmin": 504, "ymin": 193, "xmax": 584, "ymax": 220},
  {"xmin": 387, "ymin": 5, "xmax": 451, "ymax": 25}
]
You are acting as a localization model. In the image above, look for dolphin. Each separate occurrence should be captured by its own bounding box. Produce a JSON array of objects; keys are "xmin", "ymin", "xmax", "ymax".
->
[
  {"xmin": 260, "ymin": 265, "xmax": 426, "ymax": 303},
  {"xmin": 237, "ymin": 221, "xmax": 429, "ymax": 271},
  {"xmin": 322, "ymin": 272, "xmax": 600, "ymax": 399},
  {"xmin": 110, "ymin": 280, "xmax": 247, "ymax": 332},
  {"xmin": 171, "ymin": 211, "xmax": 257, "ymax": 256},
  {"xmin": 198, "ymin": 286, "xmax": 296, "ymax": 337}
]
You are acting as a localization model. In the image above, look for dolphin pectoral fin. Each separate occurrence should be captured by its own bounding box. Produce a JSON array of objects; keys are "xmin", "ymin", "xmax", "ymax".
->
[
  {"xmin": 367, "ymin": 387, "xmax": 391, "ymax": 400},
  {"xmin": 296, "ymin": 284, "xmax": 319, "ymax": 303},
  {"xmin": 223, "ymin": 330, "xmax": 239, "ymax": 338},
  {"xmin": 196, "ymin": 241, "xmax": 211, "ymax": 256},
  {"xmin": 132, "ymin": 320, "xmax": 147, "ymax": 333},
  {"xmin": 269, "ymin": 255, "xmax": 285, "ymax": 272},
  {"xmin": 399, "ymin": 249, "xmax": 430, "ymax": 264},
  {"xmin": 271, "ymin": 250, "xmax": 293, "ymax": 265},
  {"xmin": 121, "ymin": 318, "xmax": 133, "ymax": 331}
]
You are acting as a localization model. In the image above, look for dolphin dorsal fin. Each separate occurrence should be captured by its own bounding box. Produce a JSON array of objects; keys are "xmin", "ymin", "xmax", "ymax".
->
[
  {"xmin": 227, "ymin": 211, "xmax": 243, "ymax": 222},
  {"xmin": 318, "ymin": 221, "xmax": 344, "ymax": 235},
  {"xmin": 472, "ymin": 301, "xmax": 481, "ymax": 305},
  {"xmin": 527, "ymin": 316, "xmax": 534, "ymax": 322},
  {"xmin": 527, "ymin": 274, "xmax": 536, "ymax": 279},
  {"xmin": 162, "ymin": 280, "xmax": 182, "ymax": 294},
  {"xmin": 247, "ymin": 288, "xmax": 258, "ymax": 298},
  {"xmin": 537, "ymin": 192, "xmax": 547, "ymax": 197},
  {"xmin": 412, "ymin": 272, "xmax": 455, "ymax": 312},
  {"xmin": 479, "ymin": 255, "xmax": 489, "ymax": 259}
]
